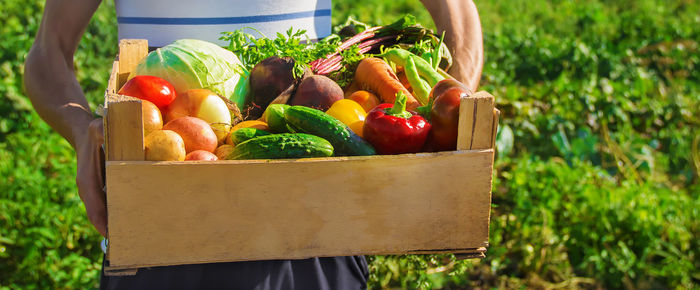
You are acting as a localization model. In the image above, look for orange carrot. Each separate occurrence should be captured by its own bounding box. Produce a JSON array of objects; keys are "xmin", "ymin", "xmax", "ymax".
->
[
  {"xmin": 395, "ymin": 67, "xmax": 414, "ymax": 94},
  {"xmin": 354, "ymin": 58, "xmax": 419, "ymax": 110}
]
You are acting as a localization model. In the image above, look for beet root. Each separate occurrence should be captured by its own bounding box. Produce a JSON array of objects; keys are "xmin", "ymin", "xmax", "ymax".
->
[
  {"xmin": 248, "ymin": 56, "xmax": 296, "ymax": 117},
  {"xmin": 290, "ymin": 75, "xmax": 344, "ymax": 111}
]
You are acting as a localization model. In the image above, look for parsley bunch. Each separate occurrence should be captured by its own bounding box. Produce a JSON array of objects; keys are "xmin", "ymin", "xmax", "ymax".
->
[{"xmin": 221, "ymin": 27, "xmax": 339, "ymax": 77}]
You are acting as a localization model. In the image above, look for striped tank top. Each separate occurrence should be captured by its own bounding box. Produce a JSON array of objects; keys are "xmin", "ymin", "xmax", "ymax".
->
[{"xmin": 115, "ymin": 0, "xmax": 332, "ymax": 47}]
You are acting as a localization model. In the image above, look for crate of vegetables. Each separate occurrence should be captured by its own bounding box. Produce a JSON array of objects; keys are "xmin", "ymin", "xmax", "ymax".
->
[{"xmin": 102, "ymin": 17, "xmax": 499, "ymax": 274}]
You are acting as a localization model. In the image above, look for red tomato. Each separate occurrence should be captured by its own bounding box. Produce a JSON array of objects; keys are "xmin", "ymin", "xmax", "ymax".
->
[
  {"xmin": 423, "ymin": 79, "xmax": 471, "ymax": 152},
  {"xmin": 118, "ymin": 75, "xmax": 176, "ymax": 109},
  {"xmin": 428, "ymin": 79, "xmax": 469, "ymax": 100},
  {"xmin": 426, "ymin": 87, "xmax": 467, "ymax": 151}
]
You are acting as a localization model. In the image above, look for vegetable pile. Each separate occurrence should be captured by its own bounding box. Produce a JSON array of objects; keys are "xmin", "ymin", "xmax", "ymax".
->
[{"xmin": 122, "ymin": 15, "xmax": 474, "ymax": 161}]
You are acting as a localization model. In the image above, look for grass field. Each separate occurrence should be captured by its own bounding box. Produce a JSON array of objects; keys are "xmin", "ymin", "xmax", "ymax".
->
[{"xmin": 1, "ymin": 0, "xmax": 699, "ymax": 288}]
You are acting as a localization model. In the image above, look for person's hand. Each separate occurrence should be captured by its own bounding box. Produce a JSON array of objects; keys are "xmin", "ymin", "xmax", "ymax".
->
[{"xmin": 75, "ymin": 118, "xmax": 107, "ymax": 237}]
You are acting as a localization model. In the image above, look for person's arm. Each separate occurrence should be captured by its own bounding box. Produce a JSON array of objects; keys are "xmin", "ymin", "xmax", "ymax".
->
[
  {"xmin": 24, "ymin": 0, "xmax": 107, "ymax": 237},
  {"xmin": 421, "ymin": 0, "xmax": 483, "ymax": 92}
]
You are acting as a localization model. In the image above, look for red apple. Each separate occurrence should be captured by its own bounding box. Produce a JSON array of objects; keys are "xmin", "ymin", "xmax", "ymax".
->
[{"xmin": 163, "ymin": 117, "xmax": 218, "ymax": 153}]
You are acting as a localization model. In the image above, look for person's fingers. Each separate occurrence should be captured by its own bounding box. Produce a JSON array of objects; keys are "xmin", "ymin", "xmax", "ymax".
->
[
  {"xmin": 76, "ymin": 118, "xmax": 108, "ymax": 237},
  {"xmin": 92, "ymin": 136, "xmax": 108, "ymax": 237},
  {"xmin": 89, "ymin": 119, "xmax": 106, "ymax": 190},
  {"xmin": 76, "ymin": 157, "xmax": 108, "ymax": 237},
  {"xmin": 88, "ymin": 118, "xmax": 104, "ymax": 144}
]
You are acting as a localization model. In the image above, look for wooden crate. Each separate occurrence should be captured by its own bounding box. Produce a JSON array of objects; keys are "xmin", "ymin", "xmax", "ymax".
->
[{"xmin": 103, "ymin": 39, "xmax": 500, "ymax": 274}]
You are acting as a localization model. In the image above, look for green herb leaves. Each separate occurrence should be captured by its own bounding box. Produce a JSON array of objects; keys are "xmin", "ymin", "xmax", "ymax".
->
[{"xmin": 221, "ymin": 28, "xmax": 339, "ymax": 78}]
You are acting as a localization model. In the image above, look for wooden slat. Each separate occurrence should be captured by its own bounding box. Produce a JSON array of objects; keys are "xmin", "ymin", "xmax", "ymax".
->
[
  {"xmin": 457, "ymin": 95, "xmax": 476, "ymax": 150},
  {"xmin": 107, "ymin": 61, "xmax": 119, "ymax": 94},
  {"xmin": 105, "ymin": 39, "xmax": 148, "ymax": 161},
  {"xmin": 457, "ymin": 91, "xmax": 496, "ymax": 150},
  {"xmin": 117, "ymin": 39, "xmax": 148, "ymax": 89},
  {"xmin": 106, "ymin": 248, "xmax": 486, "ymax": 273},
  {"xmin": 454, "ymin": 247, "xmax": 488, "ymax": 260},
  {"xmin": 491, "ymin": 109, "xmax": 501, "ymax": 149},
  {"xmin": 471, "ymin": 93, "xmax": 496, "ymax": 149},
  {"xmin": 102, "ymin": 61, "xmax": 120, "ymax": 156},
  {"xmin": 104, "ymin": 150, "xmax": 494, "ymax": 269},
  {"xmin": 103, "ymin": 267, "xmax": 138, "ymax": 276},
  {"xmin": 105, "ymin": 93, "xmax": 144, "ymax": 161}
]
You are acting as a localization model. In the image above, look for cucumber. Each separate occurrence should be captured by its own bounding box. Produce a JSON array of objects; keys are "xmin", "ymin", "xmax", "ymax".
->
[
  {"xmin": 229, "ymin": 127, "xmax": 272, "ymax": 145},
  {"xmin": 284, "ymin": 106, "xmax": 376, "ymax": 156},
  {"xmin": 226, "ymin": 133, "xmax": 334, "ymax": 160},
  {"xmin": 262, "ymin": 104, "xmax": 290, "ymax": 133}
]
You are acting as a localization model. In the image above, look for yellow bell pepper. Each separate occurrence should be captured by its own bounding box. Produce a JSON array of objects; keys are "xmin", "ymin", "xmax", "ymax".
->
[{"xmin": 326, "ymin": 99, "xmax": 367, "ymax": 137}]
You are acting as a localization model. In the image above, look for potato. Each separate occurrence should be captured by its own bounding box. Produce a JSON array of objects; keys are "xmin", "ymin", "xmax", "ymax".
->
[
  {"xmin": 163, "ymin": 117, "xmax": 218, "ymax": 153},
  {"xmin": 142, "ymin": 99, "xmax": 163, "ymax": 137},
  {"xmin": 185, "ymin": 150, "xmax": 218, "ymax": 161},
  {"xmin": 145, "ymin": 130, "xmax": 186, "ymax": 161}
]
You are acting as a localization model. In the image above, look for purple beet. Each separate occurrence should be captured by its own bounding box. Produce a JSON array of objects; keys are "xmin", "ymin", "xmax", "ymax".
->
[
  {"xmin": 290, "ymin": 75, "xmax": 344, "ymax": 111},
  {"xmin": 248, "ymin": 56, "xmax": 296, "ymax": 116}
]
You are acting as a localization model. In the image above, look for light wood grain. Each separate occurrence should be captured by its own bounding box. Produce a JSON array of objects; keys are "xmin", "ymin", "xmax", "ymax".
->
[
  {"xmin": 105, "ymin": 93, "xmax": 144, "ymax": 161},
  {"xmin": 117, "ymin": 39, "xmax": 148, "ymax": 89},
  {"xmin": 103, "ymin": 267, "xmax": 138, "ymax": 276},
  {"xmin": 457, "ymin": 91, "xmax": 496, "ymax": 150},
  {"xmin": 471, "ymin": 92, "xmax": 496, "ymax": 150},
  {"xmin": 102, "ymin": 61, "xmax": 120, "ymax": 154},
  {"xmin": 105, "ymin": 150, "xmax": 494, "ymax": 269},
  {"xmin": 107, "ymin": 60, "xmax": 119, "ymax": 94},
  {"xmin": 492, "ymin": 109, "xmax": 501, "ymax": 149},
  {"xmin": 457, "ymin": 95, "xmax": 476, "ymax": 150}
]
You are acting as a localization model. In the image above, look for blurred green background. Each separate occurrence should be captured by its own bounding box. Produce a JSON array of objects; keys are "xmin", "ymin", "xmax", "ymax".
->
[{"xmin": 1, "ymin": 0, "xmax": 699, "ymax": 288}]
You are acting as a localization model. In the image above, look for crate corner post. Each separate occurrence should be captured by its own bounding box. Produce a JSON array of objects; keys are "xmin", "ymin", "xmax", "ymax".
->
[
  {"xmin": 455, "ymin": 90, "xmax": 499, "ymax": 259},
  {"xmin": 103, "ymin": 39, "xmax": 148, "ymax": 275},
  {"xmin": 457, "ymin": 91, "xmax": 497, "ymax": 151},
  {"xmin": 117, "ymin": 39, "xmax": 149, "ymax": 89}
]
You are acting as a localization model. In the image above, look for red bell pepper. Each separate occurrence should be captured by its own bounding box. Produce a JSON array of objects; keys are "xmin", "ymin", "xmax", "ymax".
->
[{"xmin": 363, "ymin": 92, "xmax": 431, "ymax": 154}]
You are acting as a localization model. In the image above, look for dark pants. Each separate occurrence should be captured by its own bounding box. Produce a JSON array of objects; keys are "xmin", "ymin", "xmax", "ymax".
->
[{"xmin": 100, "ymin": 255, "xmax": 369, "ymax": 290}]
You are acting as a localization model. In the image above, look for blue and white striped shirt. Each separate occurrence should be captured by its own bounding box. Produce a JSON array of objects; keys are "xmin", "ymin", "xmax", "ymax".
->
[{"xmin": 116, "ymin": 0, "xmax": 332, "ymax": 47}]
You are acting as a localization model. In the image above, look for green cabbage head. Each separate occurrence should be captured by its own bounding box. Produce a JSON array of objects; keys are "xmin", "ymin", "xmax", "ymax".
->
[{"xmin": 130, "ymin": 39, "xmax": 249, "ymax": 110}]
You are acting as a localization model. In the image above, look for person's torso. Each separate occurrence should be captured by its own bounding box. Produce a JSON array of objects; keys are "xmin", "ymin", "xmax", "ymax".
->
[
  {"xmin": 116, "ymin": 0, "xmax": 332, "ymax": 47},
  {"xmin": 101, "ymin": 256, "xmax": 369, "ymax": 290}
]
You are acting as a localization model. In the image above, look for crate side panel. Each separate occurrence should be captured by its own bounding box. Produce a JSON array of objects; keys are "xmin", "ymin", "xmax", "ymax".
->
[
  {"xmin": 117, "ymin": 39, "xmax": 148, "ymax": 89},
  {"xmin": 105, "ymin": 150, "xmax": 493, "ymax": 268}
]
